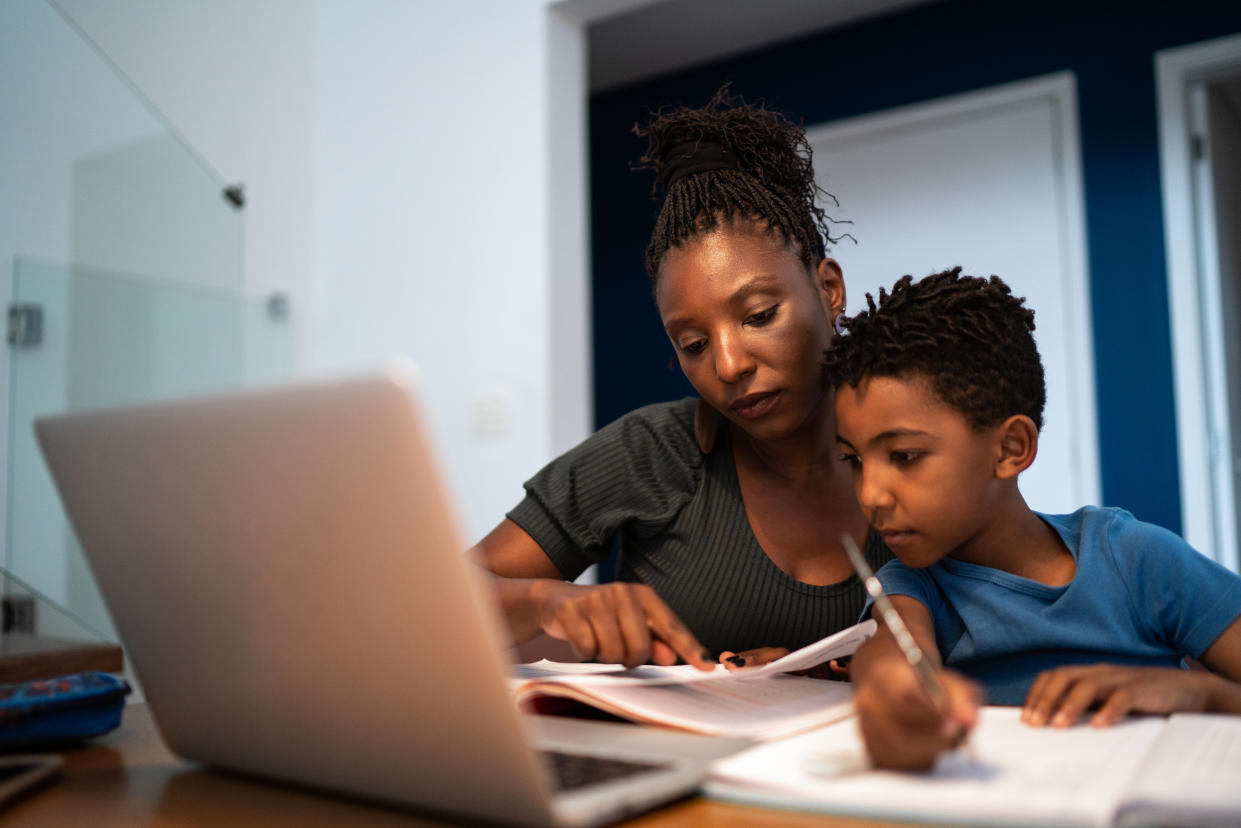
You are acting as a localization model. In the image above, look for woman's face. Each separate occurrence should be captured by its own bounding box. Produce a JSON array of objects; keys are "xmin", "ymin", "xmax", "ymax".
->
[{"xmin": 655, "ymin": 225, "xmax": 844, "ymax": 444}]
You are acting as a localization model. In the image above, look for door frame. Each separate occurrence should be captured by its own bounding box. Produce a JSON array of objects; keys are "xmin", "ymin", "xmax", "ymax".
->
[{"xmin": 1157, "ymin": 33, "xmax": 1241, "ymax": 570}]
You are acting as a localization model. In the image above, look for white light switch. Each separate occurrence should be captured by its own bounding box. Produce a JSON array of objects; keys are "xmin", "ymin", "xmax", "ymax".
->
[{"xmin": 470, "ymin": 384, "xmax": 511, "ymax": 438}]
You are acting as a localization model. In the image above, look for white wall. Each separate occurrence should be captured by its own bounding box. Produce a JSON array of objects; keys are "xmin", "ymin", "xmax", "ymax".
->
[
  {"xmin": 309, "ymin": 0, "xmax": 587, "ymax": 540},
  {"xmin": 12, "ymin": 0, "xmax": 588, "ymax": 581}
]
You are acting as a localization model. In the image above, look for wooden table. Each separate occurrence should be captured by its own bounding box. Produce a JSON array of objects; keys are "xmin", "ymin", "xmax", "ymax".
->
[
  {"xmin": 0, "ymin": 633, "xmax": 123, "ymax": 683},
  {"xmin": 0, "ymin": 704, "xmax": 905, "ymax": 827}
]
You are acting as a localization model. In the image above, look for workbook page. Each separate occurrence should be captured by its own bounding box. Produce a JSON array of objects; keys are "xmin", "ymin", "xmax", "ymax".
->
[
  {"xmin": 517, "ymin": 672, "xmax": 854, "ymax": 739},
  {"xmin": 707, "ymin": 706, "xmax": 1167, "ymax": 827},
  {"xmin": 562, "ymin": 674, "xmax": 855, "ymax": 739},
  {"xmin": 1119, "ymin": 713, "xmax": 1241, "ymax": 823},
  {"xmin": 509, "ymin": 619, "xmax": 875, "ymax": 688}
]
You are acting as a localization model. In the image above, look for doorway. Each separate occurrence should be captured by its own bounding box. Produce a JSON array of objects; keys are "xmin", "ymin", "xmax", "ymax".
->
[{"xmin": 1158, "ymin": 33, "xmax": 1241, "ymax": 572}]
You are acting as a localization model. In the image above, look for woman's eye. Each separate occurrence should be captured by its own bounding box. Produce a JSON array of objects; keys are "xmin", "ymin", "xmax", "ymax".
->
[
  {"xmin": 745, "ymin": 304, "xmax": 779, "ymax": 326},
  {"xmin": 890, "ymin": 451, "xmax": 922, "ymax": 466},
  {"xmin": 840, "ymin": 453, "xmax": 861, "ymax": 468},
  {"xmin": 681, "ymin": 339, "xmax": 707, "ymax": 355}
]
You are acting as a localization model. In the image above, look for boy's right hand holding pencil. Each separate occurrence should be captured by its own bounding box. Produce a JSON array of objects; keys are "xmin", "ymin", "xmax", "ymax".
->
[
  {"xmin": 842, "ymin": 534, "xmax": 981, "ymax": 770},
  {"xmin": 852, "ymin": 622, "xmax": 981, "ymax": 770}
]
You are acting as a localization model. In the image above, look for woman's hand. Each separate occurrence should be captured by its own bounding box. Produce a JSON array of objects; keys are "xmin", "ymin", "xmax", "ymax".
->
[
  {"xmin": 476, "ymin": 519, "xmax": 712, "ymax": 670},
  {"xmin": 1022, "ymin": 664, "xmax": 1221, "ymax": 728},
  {"xmin": 531, "ymin": 579, "xmax": 715, "ymax": 670},
  {"xmin": 718, "ymin": 647, "xmax": 851, "ymax": 680},
  {"xmin": 719, "ymin": 646, "xmax": 787, "ymax": 670}
]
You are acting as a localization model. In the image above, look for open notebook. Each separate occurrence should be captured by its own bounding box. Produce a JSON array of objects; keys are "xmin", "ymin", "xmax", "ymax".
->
[
  {"xmin": 511, "ymin": 620, "xmax": 873, "ymax": 739},
  {"xmin": 705, "ymin": 705, "xmax": 1241, "ymax": 827}
]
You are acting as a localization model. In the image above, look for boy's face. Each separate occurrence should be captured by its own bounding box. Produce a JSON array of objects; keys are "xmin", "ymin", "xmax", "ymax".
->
[{"xmin": 834, "ymin": 374, "xmax": 1002, "ymax": 568}]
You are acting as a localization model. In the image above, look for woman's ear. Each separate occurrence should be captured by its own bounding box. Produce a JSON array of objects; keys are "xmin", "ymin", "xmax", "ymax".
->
[
  {"xmin": 994, "ymin": 415, "xmax": 1039, "ymax": 479},
  {"xmin": 816, "ymin": 258, "xmax": 846, "ymax": 315}
]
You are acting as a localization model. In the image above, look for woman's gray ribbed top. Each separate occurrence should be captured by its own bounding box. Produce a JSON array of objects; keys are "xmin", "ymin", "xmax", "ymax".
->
[{"xmin": 507, "ymin": 398, "xmax": 892, "ymax": 656}]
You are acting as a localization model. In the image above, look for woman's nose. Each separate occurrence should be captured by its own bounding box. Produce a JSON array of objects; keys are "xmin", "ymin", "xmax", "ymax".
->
[{"xmin": 713, "ymin": 332, "xmax": 755, "ymax": 383}]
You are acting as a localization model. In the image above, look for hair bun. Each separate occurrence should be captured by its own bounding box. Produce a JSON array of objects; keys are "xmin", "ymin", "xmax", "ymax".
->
[
  {"xmin": 655, "ymin": 140, "xmax": 740, "ymax": 191},
  {"xmin": 634, "ymin": 84, "xmax": 848, "ymax": 282}
]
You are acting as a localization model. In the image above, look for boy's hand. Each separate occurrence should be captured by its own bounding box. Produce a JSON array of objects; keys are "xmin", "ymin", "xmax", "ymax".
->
[
  {"xmin": 1022, "ymin": 664, "xmax": 1219, "ymax": 727},
  {"xmin": 854, "ymin": 654, "xmax": 981, "ymax": 770}
]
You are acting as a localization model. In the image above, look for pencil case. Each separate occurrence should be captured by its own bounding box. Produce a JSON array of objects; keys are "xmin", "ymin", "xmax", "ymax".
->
[{"xmin": 0, "ymin": 671, "xmax": 131, "ymax": 750}]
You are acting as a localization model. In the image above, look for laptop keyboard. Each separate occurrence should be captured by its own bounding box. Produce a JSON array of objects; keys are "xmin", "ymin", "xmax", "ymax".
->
[{"xmin": 541, "ymin": 750, "xmax": 671, "ymax": 792}]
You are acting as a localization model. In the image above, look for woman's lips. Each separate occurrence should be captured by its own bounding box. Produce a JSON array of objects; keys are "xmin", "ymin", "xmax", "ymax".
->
[{"xmin": 730, "ymin": 390, "xmax": 781, "ymax": 420}]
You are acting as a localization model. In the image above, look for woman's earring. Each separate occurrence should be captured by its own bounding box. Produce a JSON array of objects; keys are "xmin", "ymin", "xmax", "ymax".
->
[
  {"xmin": 833, "ymin": 307, "xmax": 848, "ymax": 336},
  {"xmin": 693, "ymin": 398, "xmax": 718, "ymax": 454}
]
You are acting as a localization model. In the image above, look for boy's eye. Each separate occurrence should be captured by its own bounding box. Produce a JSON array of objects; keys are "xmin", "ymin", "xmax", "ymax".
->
[
  {"xmin": 745, "ymin": 304, "xmax": 779, "ymax": 326},
  {"xmin": 890, "ymin": 450, "xmax": 923, "ymax": 466}
]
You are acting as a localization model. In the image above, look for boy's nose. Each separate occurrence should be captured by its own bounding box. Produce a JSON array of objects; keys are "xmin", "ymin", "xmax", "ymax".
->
[{"xmin": 857, "ymin": 472, "xmax": 895, "ymax": 512}]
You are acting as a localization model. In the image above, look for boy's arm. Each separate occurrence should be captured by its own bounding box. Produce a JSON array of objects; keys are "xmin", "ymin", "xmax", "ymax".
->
[
  {"xmin": 1023, "ymin": 615, "xmax": 1241, "ymax": 727},
  {"xmin": 1199, "ymin": 615, "xmax": 1241, "ymax": 710},
  {"xmin": 853, "ymin": 595, "xmax": 981, "ymax": 770}
]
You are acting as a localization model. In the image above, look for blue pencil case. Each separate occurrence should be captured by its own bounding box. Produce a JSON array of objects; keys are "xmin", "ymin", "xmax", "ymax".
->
[{"xmin": 0, "ymin": 671, "xmax": 131, "ymax": 751}]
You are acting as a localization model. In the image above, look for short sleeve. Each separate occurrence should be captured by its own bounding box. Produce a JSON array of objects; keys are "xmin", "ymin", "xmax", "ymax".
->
[
  {"xmin": 873, "ymin": 560, "xmax": 972, "ymax": 661},
  {"xmin": 506, "ymin": 400, "xmax": 704, "ymax": 580},
  {"xmin": 1105, "ymin": 510, "xmax": 1241, "ymax": 659},
  {"xmin": 871, "ymin": 557, "xmax": 947, "ymax": 621},
  {"xmin": 875, "ymin": 558, "xmax": 933, "ymax": 602}
]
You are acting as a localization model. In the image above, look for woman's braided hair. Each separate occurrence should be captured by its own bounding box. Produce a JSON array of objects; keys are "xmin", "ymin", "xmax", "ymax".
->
[
  {"xmin": 822, "ymin": 267, "xmax": 1047, "ymax": 431},
  {"xmin": 633, "ymin": 86, "xmax": 847, "ymax": 285}
]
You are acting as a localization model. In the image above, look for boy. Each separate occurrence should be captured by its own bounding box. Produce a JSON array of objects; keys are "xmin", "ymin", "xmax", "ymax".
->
[{"xmin": 822, "ymin": 267, "xmax": 1241, "ymax": 770}]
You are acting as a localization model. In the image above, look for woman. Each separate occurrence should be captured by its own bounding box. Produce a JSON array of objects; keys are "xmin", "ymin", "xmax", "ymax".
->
[{"xmin": 476, "ymin": 89, "xmax": 891, "ymax": 669}]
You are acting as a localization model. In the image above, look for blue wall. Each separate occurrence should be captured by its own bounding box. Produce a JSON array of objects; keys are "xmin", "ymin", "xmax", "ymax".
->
[{"xmin": 589, "ymin": 0, "xmax": 1241, "ymax": 535}]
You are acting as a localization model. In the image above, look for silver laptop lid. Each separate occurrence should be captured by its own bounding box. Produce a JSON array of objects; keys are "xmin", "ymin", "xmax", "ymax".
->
[{"xmin": 35, "ymin": 365, "xmax": 560, "ymax": 825}]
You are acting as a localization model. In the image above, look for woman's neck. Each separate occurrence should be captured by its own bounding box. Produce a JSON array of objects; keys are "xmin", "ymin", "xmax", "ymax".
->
[{"xmin": 731, "ymin": 396, "xmax": 841, "ymax": 487}]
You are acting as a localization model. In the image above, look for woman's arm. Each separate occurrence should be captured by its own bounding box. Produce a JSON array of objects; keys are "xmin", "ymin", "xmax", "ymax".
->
[
  {"xmin": 473, "ymin": 519, "xmax": 715, "ymax": 670},
  {"xmin": 472, "ymin": 519, "xmax": 565, "ymax": 644}
]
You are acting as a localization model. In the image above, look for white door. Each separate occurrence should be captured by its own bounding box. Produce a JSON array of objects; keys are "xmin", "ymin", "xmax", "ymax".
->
[
  {"xmin": 806, "ymin": 73, "xmax": 1100, "ymax": 516},
  {"xmin": 1158, "ymin": 34, "xmax": 1241, "ymax": 572},
  {"xmin": 1195, "ymin": 76, "xmax": 1241, "ymax": 573}
]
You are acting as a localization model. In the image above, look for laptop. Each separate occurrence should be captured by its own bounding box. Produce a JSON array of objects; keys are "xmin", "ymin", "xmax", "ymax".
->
[{"xmin": 35, "ymin": 363, "xmax": 749, "ymax": 826}]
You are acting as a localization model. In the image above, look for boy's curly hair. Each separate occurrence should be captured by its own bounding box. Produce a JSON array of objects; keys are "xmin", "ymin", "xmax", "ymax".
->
[
  {"xmin": 633, "ymin": 85, "xmax": 848, "ymax": 285},
  {"xmin": 822, "ymin": 267, "xmax": 1047, "ymax": 431}
]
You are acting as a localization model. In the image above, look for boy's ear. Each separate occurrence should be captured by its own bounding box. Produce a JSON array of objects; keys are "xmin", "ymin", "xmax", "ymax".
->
[{"xmin": 994, "ymin": 415, "xmax": 1038, "ymax": 479}]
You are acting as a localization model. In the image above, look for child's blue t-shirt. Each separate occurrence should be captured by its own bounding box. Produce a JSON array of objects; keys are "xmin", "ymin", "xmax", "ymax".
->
[{"xmin": 874, "ymin": 506, "xmax": 1241, "ymax": 705}]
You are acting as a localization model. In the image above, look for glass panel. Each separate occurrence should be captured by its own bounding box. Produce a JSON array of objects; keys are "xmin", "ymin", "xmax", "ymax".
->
[
  {"xmin": 0, "ymin": 0, "xmax": 240, "ymax": 292},
  {"xmin": 6, "ymin": 258, "xmax": 292, "ymax": 642},
  {"xmin": 2, "ymin": 0, "xmax": 260, "ymax": 670}
]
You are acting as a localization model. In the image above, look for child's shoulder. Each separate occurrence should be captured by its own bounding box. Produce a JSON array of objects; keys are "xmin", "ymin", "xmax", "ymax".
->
[
  {"xmin": 1040, "ymin": 504, "xmax": 1198, "ymax": 565},
  {"xmin": 1041, "ymin": 504, "xmax": 1177, "ymax": 543}
]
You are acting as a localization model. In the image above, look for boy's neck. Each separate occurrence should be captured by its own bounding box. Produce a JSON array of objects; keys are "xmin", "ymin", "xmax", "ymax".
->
[{"xmin": 948, "ymin": 491, "xmax": 1075, "ymax": 585}]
